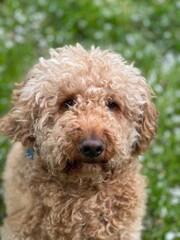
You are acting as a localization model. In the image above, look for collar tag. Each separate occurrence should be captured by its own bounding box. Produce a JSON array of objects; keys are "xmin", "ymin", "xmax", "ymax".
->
[{"xmin": 26, "ymin": 149, "xmax": 34, "ymax": 160}]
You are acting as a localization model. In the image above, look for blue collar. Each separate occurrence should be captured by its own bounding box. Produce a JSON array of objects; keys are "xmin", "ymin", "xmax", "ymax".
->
[{"xmin": 26, "ymin": 149, "xmax": 34, "ymax": 160}]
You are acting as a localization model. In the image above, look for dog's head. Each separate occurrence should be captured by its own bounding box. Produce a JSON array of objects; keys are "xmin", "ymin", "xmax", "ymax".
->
[{"xmin": 0, "ymin": 44, "xmax": 158, "ymax": 178}]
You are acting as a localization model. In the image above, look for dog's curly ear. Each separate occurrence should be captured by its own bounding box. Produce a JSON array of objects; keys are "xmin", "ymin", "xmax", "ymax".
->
[
  {"xmin": 0, "ymin": 82, "xmax": 36, "ymax": 146},
  {"xmin": 134, "ymin": 100, "xmax": 158, "ymax": 155}
]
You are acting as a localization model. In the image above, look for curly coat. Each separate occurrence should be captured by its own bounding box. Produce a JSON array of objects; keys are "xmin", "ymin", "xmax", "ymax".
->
[{"xmin": 0, "ymin": 44, "xmax": 157, "ymax": 240}]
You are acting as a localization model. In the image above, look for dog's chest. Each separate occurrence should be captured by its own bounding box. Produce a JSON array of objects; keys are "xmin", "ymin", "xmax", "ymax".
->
[{"xmin": 37, "ymin": 180, "xmax": 136, "ymax": 239}]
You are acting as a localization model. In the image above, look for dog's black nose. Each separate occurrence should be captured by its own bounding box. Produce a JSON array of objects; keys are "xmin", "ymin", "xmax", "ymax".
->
[{"xmin": 80, "ymin": 138, "xmax": 104, "ymax": 158}]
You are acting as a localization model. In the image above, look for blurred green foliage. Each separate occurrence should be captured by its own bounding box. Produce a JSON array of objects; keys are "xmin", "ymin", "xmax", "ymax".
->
[{"xmin": 0, "ymin": 0, "xmax": 179, "ymax": 239}]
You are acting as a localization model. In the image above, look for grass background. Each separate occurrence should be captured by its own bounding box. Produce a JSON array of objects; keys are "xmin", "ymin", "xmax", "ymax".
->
[{"xmin": 0, "ymin": 0, "xmax": 179, "ymax": 239}]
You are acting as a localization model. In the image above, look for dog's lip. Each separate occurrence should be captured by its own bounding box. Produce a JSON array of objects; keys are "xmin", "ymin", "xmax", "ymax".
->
[
  {"xmin": 83, "ymin": 158, "xmax": 99, "ymax": 164},
  {"xmin": 83, "ymin": 158, "xmax": 108, "ymax": 165},
  {"xmin": 65, "ymin": 158, "xmax": 108, "ymax": 168}
]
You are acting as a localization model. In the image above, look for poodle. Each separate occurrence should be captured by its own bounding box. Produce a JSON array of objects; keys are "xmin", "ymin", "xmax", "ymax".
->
[{"xmin": 0, "ymin": 44, "xmax": 157, "ymax": 240}]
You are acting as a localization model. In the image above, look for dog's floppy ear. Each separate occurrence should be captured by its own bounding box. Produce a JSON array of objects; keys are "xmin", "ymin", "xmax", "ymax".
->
[
  {"xmin": 0, "ymin": 81, "xmax": 36, "ymax": 146},
  {"xmin": 134, "ymin": 100, "xmax": 158, "ymax": 154}
]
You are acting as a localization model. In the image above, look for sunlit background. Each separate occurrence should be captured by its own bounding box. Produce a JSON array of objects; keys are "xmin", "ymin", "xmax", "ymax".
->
[{"xmin": 0, "ymin": 0, "xmax": 179, "ymax": 239}]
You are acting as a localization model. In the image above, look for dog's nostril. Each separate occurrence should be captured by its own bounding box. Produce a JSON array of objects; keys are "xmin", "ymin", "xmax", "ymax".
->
[
  {"xmin": 96, "ymin": 147, "xmax": 102, "ymax": 153},
  {"xmin": 83, "ymin": 146, "xmax": 91, "ymax": 155},
  {"xmin": 80, "ymin": 138, "xmax": 105, "ymax": 158}
]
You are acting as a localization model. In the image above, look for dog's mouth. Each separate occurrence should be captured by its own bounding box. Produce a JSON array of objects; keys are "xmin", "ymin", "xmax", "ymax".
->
[
  {"xmin": 83, "ymin": 158, "xmax": 107, "ymax": 164},
  {"xmin": 64, "ymin": 158, "xmax": 108, "ymax": 173}
]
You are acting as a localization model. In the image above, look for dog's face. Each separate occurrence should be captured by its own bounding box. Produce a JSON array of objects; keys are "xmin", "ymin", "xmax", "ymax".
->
[{"xmin": 0, "ymin": 44, "xmax": 157, "ymax": 178}]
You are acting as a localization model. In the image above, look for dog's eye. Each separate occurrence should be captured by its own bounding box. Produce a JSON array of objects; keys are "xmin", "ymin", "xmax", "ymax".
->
[
  {"xmin": 106, "ymin": 101, "xmax": 119, "ymax": 110},
  {"xmin": 63, "ymin": 99, "xmax": 76, "ymax": 108}
]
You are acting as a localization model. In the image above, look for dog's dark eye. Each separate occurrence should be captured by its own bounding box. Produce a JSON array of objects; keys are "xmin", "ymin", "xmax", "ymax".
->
[
  {"xmin": 106, "ymin": 101, "xmax": 119, "ymax": 110},
  {"xmin": 63, "ymin": 99, "xmax": 76, "ymax": 108}
]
